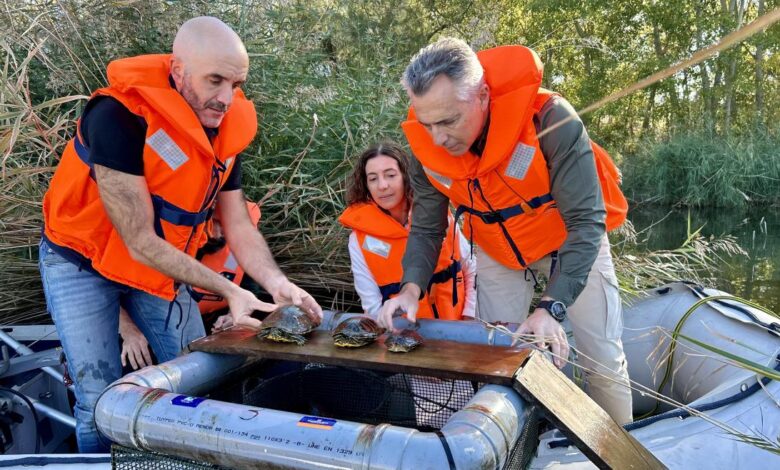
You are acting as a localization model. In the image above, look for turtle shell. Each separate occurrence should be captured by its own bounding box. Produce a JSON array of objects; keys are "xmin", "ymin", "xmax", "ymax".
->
[
  {"xmin": 385, "ymin": 329, "xmax": 424, "ymax": 353},
  {"xmin": 257, "ymin": 305, "xmax": 316, "ymax": 345},
  {"xmin": 332, "ymin": 316, "xmax": 385, "ymax": 348}
]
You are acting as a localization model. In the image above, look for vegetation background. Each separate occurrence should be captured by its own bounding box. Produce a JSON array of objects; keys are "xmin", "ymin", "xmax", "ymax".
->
[{"xmin": 1, "ymin": 0, "xmax": 777, "ymax": 323}]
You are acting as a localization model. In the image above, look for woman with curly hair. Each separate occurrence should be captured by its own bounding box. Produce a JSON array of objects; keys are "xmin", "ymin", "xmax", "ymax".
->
[{"xmin": 339, "ymin": 141, "xmax": 476, "ymax": 320}]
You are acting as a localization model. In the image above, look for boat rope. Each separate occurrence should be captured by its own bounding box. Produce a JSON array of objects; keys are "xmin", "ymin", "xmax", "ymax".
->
[
  {"xmin": 548, "ymin": 353, "xmax": 780, "ymax": 449},
  {"xmin": 639, "ymin": 287, "xmax": 779, "ymax": 419},
  {"xmin": 537, "ymin": 7, "xmax": 780, "ymax": 139}
]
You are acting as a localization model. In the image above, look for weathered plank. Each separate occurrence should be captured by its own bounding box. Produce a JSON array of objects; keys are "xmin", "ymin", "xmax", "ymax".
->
[
  {"xmin": 189, "ymin": 328, "xmax": 530, "ymax": 385},
  {"xmin": 513, "ymin": 350, "xmax": 666, "ymax": 469}
]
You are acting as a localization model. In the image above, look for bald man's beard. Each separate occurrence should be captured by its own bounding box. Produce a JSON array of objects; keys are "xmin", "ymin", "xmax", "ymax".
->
[{"xmin": 179, "ymin": 74, "xmax": 228, "ymax": 128}]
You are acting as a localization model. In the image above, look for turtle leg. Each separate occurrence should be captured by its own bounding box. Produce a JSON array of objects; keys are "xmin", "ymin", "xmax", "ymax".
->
[{"xmin": 290, "ymin": 334, "xmax": 306, "ymax": 346}]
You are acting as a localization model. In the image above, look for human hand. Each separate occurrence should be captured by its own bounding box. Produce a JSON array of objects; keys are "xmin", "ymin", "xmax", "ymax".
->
[
  {"xmin": 517, "ymin": 308, "xmax": 569, "ymax": 369},
  {"xmin": 226, "ymin": 286, "xmax": 278, "ymax": 330},
  {"xmin": 376, "ymin": 283, "xmax": 421, "ymax": 331},
  {"xmin": 119, "ymin": 320, "xmax": 153, "ymax": 370},
  {"xmin": 211, "ymin": 314, "xmax": 234, "ymax": 333},
  {"xmin": 266, "ymin": 277, "xmax": 323, "ymax": 324}
]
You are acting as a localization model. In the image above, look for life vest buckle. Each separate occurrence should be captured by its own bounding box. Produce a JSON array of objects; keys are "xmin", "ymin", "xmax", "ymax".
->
[
  {"xmin": 520, "ymin": 201, "xmax": 537, "ymax": 215},
  {"xmin": 479, "ymin": 211, "xmax": 504, "ymax": 224}
]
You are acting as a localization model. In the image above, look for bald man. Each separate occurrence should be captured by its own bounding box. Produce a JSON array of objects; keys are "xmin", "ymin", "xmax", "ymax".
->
[{"xmin": 39, "ymin": 16, "xmax": 322, "ymax": 452}]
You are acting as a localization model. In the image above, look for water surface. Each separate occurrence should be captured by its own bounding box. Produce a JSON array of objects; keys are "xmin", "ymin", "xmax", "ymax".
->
[{"xmin": 627, "ymin": 205, "xmax": 779, "ymax": 312}]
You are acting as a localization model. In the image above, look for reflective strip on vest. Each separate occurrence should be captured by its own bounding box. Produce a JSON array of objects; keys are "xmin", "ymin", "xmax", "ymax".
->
[
  {"xmin": 146, "ymin": 128, "xmax": 189, "ymax": 171},
  {"xmin": 423, "ymin": 167, "xmax": 452, "ymax": 189},
  {"xmin": 505, "ymin": 142, "xmax": 536, "ymax": 180},
  {"xmin": 223, "ymin": 250, "xmax": 238, "ymax": 271},
  {"xmin": 362, "ymin": 235, "xmax": 391, "ymax": 258}
]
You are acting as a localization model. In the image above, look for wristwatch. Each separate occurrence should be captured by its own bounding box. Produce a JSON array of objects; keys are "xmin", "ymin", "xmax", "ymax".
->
[{"xmin": 537, "ymin": 300, "xmax": 567, "ymax": 322}]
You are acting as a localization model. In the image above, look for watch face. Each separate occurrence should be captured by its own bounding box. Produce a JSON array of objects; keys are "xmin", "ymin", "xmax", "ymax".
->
[{"xmin": 549, "ymin": 301, "xmax": 566, "ymax": 321}]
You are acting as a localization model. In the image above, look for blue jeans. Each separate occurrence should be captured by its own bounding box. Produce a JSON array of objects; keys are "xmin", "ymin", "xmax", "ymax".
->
[{"xmin": 39, "ymin": 240, "xmax": 206, "ymax": 452}]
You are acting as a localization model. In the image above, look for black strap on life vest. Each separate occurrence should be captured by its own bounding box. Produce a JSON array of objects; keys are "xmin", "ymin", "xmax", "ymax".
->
[
  {"xmin": 163, "ymin": 291, "xmax": 184, "ymax": 331},
  {"xmin": 454, "ymin": 178, "xmax": 553, "ymax": 272},
  {"xmin": 378, "ymin": 284, "xmax": 401, "ymax": 307},
  {"xmin": 150, "ymin": 195, "xmax": 211, "ymax": 239},
  {"xmin": 73, "ymin": 134, "xmax": 97, "ymax": 180},
  {"xmin": 186, "ymin": 284, "xmax": 225, "ymax": 304},
  {"xmin": 550, "ymin": 250, "xmax": 559, "ymax": 277},
  {"xmin": 427, "ymin": 259, "xmax": 462, "ymax": 310},
  {"xmin": 453, "ymin": 194, "xmax": 554, "ymax": 225},
  {"xmin": 75, "ymin": 132, "xmax": 224, "ymax": 242},
  {"xmin": 152, "ymin": 157, "xmax": 227, "ymax": 241},
  {"xmin": 378, "ymin": 259, "xmax": 463, "ymax": 317}
]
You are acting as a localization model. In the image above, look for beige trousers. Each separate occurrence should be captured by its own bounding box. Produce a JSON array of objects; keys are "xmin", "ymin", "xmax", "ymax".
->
[{"xmin": 475, "ymin": 235, "xmax": 633, "ymax": 424}]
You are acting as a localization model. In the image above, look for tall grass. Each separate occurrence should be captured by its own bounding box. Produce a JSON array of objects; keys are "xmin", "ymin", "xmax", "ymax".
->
[
  {"xmin": 610, "ymin": 219, "xmax": 746, "ymax": 298},
  {"xmin": 1, "ymin": 2, "xmax": 776, "ymax": 459},
  {"xmin": 0, "ymin": 0, "xmax": 417, "ymax": 320},
  {"xmin": 621, "ymin": 131, "xmax": 780, "ymax": 207},
  {"xmin": 0, "ymin": 1, "xmax": 760, "ymax": 325},
  {"xmin": 0, "ymin": 38, "xmax": 87, "ymax": 323}
]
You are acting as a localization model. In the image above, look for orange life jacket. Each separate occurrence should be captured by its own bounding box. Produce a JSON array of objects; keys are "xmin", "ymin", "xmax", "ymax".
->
[
  {"xmin": 401, "ymin": 45, "xmax": 627, "ymax": 270},
  {"xmin": 339, "ymin": 202, "xmax": 465, "ymax": 320},
  {"xmin": 42, "ymin": 54, "xmax": 257, "ymax": 300},
  {"xmin": 192, "ymin": 201, "xmax": 262, "ymax": 314}
]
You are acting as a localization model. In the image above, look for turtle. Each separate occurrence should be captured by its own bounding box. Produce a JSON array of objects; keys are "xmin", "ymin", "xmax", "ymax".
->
[
  {"xmin": 257, "ymin": 305, "xmax": 317, "ymax": 345},
  {"xmin": 332, "ymin": 316, "xmax": 385, "ymax": 348},
  {"xmin": 384, "ymin": 329, "xmax": 424, "ymax": 353}
]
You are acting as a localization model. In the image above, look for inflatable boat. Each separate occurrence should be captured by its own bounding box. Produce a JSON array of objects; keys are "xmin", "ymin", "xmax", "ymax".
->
[{"xmin": 1, "ymin": 282, "xmax": 778, "ymax": 469}]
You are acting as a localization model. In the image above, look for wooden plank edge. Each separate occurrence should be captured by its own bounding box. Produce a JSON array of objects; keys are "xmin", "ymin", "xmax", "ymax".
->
[{"xmin": 512, "ymin": 350, "xmax": 667, "ymax": 470}]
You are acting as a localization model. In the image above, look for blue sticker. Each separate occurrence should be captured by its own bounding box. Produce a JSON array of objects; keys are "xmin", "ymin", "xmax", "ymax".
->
[
  {"xmin": 297, "ymin": 416, "xmax": 336, "ymax": 429},
  {"xmin": 171, "ymin": 395, "xmax": 206, "ymax": 408}
]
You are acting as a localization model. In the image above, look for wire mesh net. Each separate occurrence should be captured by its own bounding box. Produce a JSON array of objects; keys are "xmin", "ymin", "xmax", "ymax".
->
[
  {"xmin": 111, "ymin": 445, "xmax": 227, "ymax": 470},
  {"xmin": 503, "ymin": 404, "xmax": 541, "ymax": 469},
  {"xmin": 240, "ymin": 363, "xmax": 478, "ymax": 430}
]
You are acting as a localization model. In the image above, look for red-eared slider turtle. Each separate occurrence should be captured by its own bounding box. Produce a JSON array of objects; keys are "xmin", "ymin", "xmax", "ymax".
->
[
  {"xmin": 332, "ymin": 316, "xmax": 385, "ymax": 348},
  {"xmin": 385, "ymin": 329, "xmax": 424, "ymax": 353},
  {"xmin": 258, "ymin": 305, "xmax": 316, "ymax": 345}
]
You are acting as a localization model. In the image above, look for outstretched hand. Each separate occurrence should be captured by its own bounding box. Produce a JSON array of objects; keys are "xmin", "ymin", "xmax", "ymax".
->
[
  {"xmin": 268, "ymin": 278, "xmax": 323, "ymax": 324},
  {"xmin": 226, "ymin": 286, "xmax": 278, "ymax": 330},
  {"xmin": 376, "ymin": 283, "xmax": 421, "ymax": 331},
  {"xmin": 517, "ymin": 308, "xmax": 569, "ymax": 368},
  {"xmin": 211, "ymin": 314, "xmax": 233, "ymax": 333}
]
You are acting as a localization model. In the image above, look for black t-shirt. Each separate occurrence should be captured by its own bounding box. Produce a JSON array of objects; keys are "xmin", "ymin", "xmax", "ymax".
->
[
  {"xmin": 41, "ymin": 96, "xmax": 243, "ymax": 270},
  {"xmin": 80, "ymin": 96, "xmax": 242, "ymax": 191}
]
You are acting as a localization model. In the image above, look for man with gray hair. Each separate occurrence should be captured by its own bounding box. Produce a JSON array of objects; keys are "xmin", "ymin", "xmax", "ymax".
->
[{"xmin": 377, "ymin": 37, "xmax": 632, "ymax": 424}]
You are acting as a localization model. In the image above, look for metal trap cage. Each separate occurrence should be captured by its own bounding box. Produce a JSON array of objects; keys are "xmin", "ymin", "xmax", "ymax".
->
[
  {"xmin": 233, "ymin": 361, "xmax": 541, "ymax": 469},
  {"xmin": 237, "ymin": 363, "xmax": 479, "ymax": 431},
  {"xmin": 99, "ymin": 314, "xmax": 542, "ymax": 469},
  {"xmin": 110, "ymin": 360, "xmax": 540, "ymax": 470}
]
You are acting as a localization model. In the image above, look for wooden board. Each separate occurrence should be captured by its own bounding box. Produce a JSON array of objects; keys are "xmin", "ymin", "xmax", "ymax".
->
[
  {"xmin": 513, "ymin": 350, "xmax": 666, "ymax": 470},
  {"xmin": 188, "ymin": 328, "xmax": 530, "ymax": 385}
]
